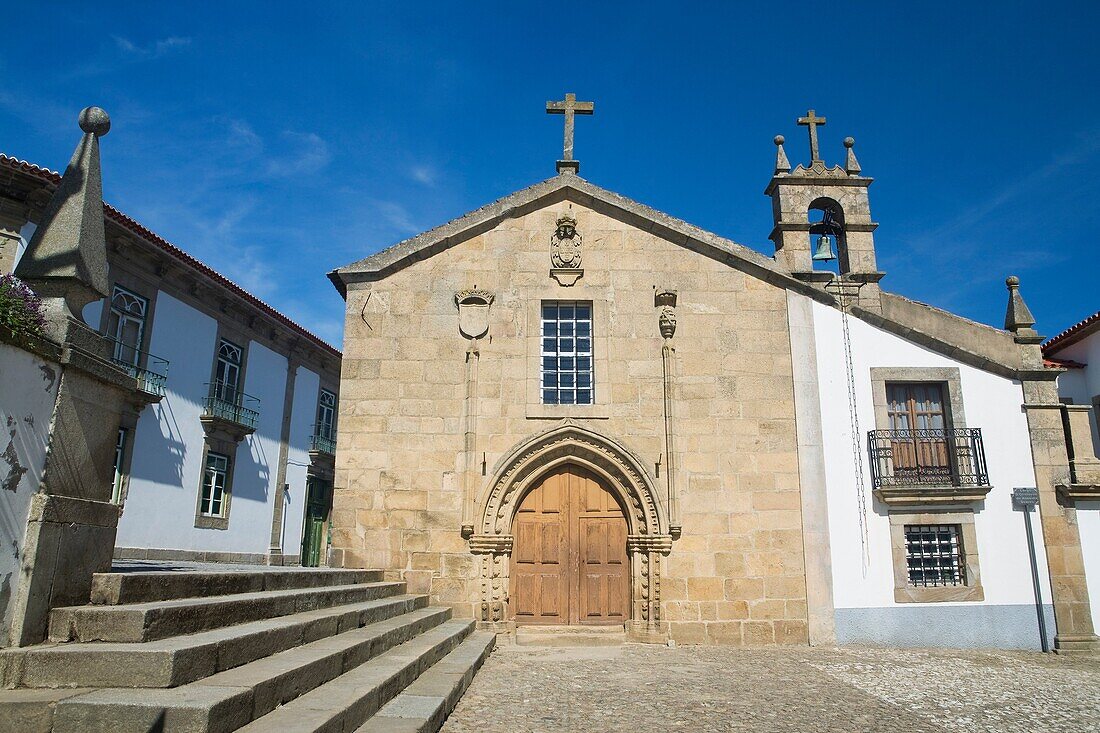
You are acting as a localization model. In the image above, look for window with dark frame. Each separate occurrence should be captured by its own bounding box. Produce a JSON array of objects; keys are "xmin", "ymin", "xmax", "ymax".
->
[
  {"xmin": 199, "ymin": 452, "xmax": 230, "ymax": 518},
  {"xmin": 540, "ymin": 301, "xmax": 593, "ymax": 405},
  {"xmin": 316, "ymin": 389, "xmax": 336, "ymax": 440},
  {"xmin": 904, "ymin": 523, "xmax": 965, "ymax": 587},
  {"xmin": 107, "ymin": 286, "xmax": 148, "ymax": 366},
  {"xmin": 886, "ymin": 382, "xmax": 950, "ymax": 482},
  {"xmin": 214, "ymin": 339, "xmax": 243, "ymax": 405}
]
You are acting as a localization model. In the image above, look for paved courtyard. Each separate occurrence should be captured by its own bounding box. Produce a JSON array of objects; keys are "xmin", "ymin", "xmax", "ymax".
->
[{"xmin": 442, "ymin": 643, "xmax": 1100, "ymax": 733}]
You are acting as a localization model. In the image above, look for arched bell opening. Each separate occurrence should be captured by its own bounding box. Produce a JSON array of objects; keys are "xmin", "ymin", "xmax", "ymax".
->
[{"xmin": 808, "ymin": 196, "xmax": 848, "ymax": 275}]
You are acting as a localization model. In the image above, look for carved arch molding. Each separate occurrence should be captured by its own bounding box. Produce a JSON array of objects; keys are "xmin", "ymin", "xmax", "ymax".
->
[{"xmin": 469, "ymin": 422, "xmax": 673, "ymax": 636}]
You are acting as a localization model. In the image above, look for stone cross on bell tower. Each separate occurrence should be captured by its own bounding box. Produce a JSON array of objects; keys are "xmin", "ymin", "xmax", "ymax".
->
[
  {"xmin": 546, "ymin": 92, "xmax": 594, "ymax": 175},
  {"xmin": 797, "ymin": 109, "xmax": 827, "ymax": 164}
]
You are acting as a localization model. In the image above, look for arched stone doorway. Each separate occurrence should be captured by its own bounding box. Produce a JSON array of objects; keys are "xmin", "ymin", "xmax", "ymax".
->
[
  {"xmin": 469, "ymin": 422, "xmax": 673, "ymax": 639},
  {"xmin": 511, "ymin": 465, "xmax": 629, "ymax": 625}
]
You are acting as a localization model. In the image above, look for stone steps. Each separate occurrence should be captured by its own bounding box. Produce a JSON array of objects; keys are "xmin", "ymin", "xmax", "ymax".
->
[
  {"xmin": 46, "ymin": 610, "xmax": 461, "ymax": 732},
  {"xmin": 514, "ymin": 623, "xmax": 627, "ymax": 647},
  {"xmin": 48, "ymin": 581, "xmax": 406, "ymax": 643},
  {"xmin": 354, "ymin": 631, "xmax": 496, "ymax": 733},
  {"xmin": 0, "ymin": 565, "xmax": 495, "ymax": 733},
  {"xmin": 235, "ymin": 620, "xmax": 475, "ymax": 733},
  {"xmin": 90, "ymin": 568, "xmax": 385, "ymax": 605},
  {"xmin": 2, "ymin": 594, "xmax": 428, "ymax": 689}
]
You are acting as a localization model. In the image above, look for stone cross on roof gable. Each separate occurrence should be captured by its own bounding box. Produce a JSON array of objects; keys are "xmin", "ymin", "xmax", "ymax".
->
[
  {"xmin": 797, "ymin": 109, "xmax": 827, "ymax": 163},
  {"xmin": 546, "ymin": 93, "xmax": 594, "ymax": 173}
]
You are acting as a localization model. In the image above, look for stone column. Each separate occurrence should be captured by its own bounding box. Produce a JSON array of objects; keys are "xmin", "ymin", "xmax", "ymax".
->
[
  {"xmin": 7, "ymin": 108, "xmax": 142, "ymax": 646},
  {"xmin": 454, "ymin": 289, "xmax": 493, "ymax": 538},
  {"xmin": 656, "ymin": 290, "xmax": 681, "ymax": 537},
  {"xmin": 268, "ymin": 357, "xmax": 300, "ymax": 564},
  {"xmin": 627, "ymin": 534, "xmax": 672, "ymax": 642},
  {"xmin": 1006, "ymin": 276, "xmax": 1099, "ymax": 653},
  {"xmin": 470, "ymin": 534, "xmax": 512, "ymax": 632}
]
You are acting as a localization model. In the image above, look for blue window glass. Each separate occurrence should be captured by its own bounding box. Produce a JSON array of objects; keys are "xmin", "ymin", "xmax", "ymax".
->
[{"xmin": 539, "ymin": 301, "xmax": 594, "ymax": 406}]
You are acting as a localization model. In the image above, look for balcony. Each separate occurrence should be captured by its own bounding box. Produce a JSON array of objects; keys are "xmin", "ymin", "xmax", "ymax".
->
[
  {"xmin": 867, "ymin": 428, "xmax": 992, "ymax": 505},
  {"xmin": 310, "ymin": 429, "xmax": 337, "ymax": 456},
  {"xmin": 200, "ymin": 381, "xmax": 260, "ymax": 441},
  {"xmin": 110, "ymin": 340, "xmax": 169, "ymax": 398}
]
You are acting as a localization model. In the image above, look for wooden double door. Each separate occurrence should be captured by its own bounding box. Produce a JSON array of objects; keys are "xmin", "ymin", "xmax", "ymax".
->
[{"xmin": 510, "ymin": 466, "xmax": 629, "ymax": 625}]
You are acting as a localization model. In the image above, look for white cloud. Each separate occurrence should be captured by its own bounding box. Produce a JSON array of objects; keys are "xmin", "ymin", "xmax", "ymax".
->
[
  {"xmin": 409, "ymin": 165, "xmax": 437, "ymax": 186},
  {"xmin": 373, "ymin": 200, "xmax": 423, "ymax": 235},
  {"xmin": 265, "ymin": 132, "xmax": 331, "ymax": 178},
  {"xmin": 112, "ymin": 36, "xmax": 192, "ymax": 60}
]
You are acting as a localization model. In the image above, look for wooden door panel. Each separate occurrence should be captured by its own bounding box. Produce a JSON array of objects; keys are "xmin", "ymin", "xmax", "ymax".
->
[
  {"xmin": 539, "ymin": 523, "xmax": 562, "ymax": 563},
  {"xmin": 510, "ymin": 466, "xmax": 629, "ymax": 625}
]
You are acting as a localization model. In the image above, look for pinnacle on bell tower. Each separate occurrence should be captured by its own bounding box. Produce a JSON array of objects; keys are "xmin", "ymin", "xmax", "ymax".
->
[{"xmin": 764, "ymin": 109, "xmax": 884, "ymax": 310}]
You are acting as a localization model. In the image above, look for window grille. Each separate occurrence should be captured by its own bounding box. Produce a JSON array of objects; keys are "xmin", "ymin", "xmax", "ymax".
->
[
  {"xmin": 904, "ymin": 524, "xmax": 965, "ymax": 587},
  {"xmin": 200, "ymin": 452, "xmax": 230, "ymax": 517},
  {"xmin": 541, "ymin": 301, "xmax": 593, "ymax": 405}
]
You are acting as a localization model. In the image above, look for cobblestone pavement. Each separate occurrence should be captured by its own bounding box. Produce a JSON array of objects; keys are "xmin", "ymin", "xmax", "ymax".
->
[{"xmin": 442, "ymin": 643, "xmax": 1100, "ymax": 732}]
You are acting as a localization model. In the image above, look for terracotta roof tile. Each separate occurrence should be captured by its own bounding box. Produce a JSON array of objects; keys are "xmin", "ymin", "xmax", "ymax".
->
[
  {"xmin": 1044, "ymin": 357, "xmax": 1086, "ymax": 370},
  {"xmin": 0, "ymin": 153, "xmax": 339, "ymax": 359},
  {"xmin": 1043, "ymin": 310, "xmax": 1100, "ymax": 356}
]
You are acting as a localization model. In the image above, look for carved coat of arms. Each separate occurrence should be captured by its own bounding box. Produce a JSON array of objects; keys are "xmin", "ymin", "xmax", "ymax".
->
[
  {"xmin": 550, "ymin": 214, "xmax": 582, "ymax": 269},
  {"xmin": 454, "ymin": 288, "xmax": 494, "ymax": 339}
]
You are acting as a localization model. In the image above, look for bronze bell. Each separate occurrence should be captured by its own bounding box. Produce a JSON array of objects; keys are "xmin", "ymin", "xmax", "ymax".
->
[{"xmin": 812, "ymin": 233, "xmax": 836, "ymax": 261}]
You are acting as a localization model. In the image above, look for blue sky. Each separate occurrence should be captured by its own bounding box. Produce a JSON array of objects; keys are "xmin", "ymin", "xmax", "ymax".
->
[{"xmin": 2, "ymin": 2, "xmax": 1098, "ymax": 347}]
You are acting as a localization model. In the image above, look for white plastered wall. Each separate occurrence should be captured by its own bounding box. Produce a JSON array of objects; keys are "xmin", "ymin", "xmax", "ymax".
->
[
  {"xmin": 116, "ymin": 292, "xmax": 219, "ymax": 551},
  {"xmin": 805, "ymin": 296, "xmax": 1053, "ymax": 643},
  {"xmin": 281, "ymin": 366, "xmax": 321, "ymax": 557},
  {"xmin": 0, "ymin": 343, "xmax": 60, "ymax": 644}
]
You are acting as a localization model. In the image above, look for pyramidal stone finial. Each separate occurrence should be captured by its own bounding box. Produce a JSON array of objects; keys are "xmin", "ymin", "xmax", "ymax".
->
[
  {"xmin": 1004, "ymin": 275, "xmax": 1041, "ymax": 343},
  {"xmin": 844, "ymin": 136, "xmax": 861, "ymax": 175},
  {"xmin": 15, "ymin": 106, "xmax": 111, "ymax": 319},
  {"xmin": 773, "ymin": 135, "xmax": 790, "ymax": 175}
]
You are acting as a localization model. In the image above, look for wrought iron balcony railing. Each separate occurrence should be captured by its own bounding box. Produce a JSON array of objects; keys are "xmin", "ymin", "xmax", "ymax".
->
[
  {"xmin": 109, "ymin": 340, "xmax": 169, "ymax": 397},
  {"xmin": 202, "ymin": 382, "xmax": 260, "ymax": 430},
  {"xmin": 310, "ymin": 430, "xmax": 337, "ymax": 455},
  {"xmin": 868, "ymin": 428, "xmax": 989, "ymax": 490}
]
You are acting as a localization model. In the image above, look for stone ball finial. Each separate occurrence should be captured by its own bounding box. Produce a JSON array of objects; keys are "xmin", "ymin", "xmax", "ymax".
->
[
  {"xmin": 774, "ymin": 135, "xmax": 785, "ymax": 146},
  {"xmin": 78, "ymin": 106, "xmax": 110, "ymax": 137},
  {"xmin": 1006, "ymin": 275, "xmax": 1020, "ymax": 288},
  {"xmin": 844, "ymin": 136, "xmax": 855, "ymax": 148}
]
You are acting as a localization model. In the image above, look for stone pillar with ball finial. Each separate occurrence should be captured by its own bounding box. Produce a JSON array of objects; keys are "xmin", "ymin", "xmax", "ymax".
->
[
  {"xmin": 5, "ymin": 107, "xmax": 143, "ymax": 646},
  {"xmin": 1006, "ymin": 275, "xmax": 1100, "ymax": 653}
]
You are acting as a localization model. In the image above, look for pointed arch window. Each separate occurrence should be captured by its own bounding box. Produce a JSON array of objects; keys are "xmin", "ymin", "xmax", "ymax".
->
[
  {"xmin": 107, "ymin": 286, "xmax": 148, "ymax": 366},
  {"xmin": 214, "ymin": 339, "xmax": 243, "ymax": 405}
]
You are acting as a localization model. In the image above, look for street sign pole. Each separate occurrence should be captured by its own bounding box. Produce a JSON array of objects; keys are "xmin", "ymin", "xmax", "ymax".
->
[{"xmin": 1013, "ymin": 487, "xmax": 1049, "ymax": 652}]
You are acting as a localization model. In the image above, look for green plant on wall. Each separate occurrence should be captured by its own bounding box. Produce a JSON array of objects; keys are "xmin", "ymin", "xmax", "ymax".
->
[{"xmin": 0, "ymin": 274, "xmax": 46, "ymax": 339}]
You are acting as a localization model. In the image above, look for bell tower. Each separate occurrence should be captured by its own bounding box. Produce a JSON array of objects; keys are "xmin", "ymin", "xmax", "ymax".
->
[{"xmin": 765, "ymin": 109, "xmax": 884, "ymax": 310}]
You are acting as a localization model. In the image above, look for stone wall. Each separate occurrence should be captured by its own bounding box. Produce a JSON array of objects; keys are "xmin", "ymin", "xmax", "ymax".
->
[{"xmin": 334, "ymin": 197, "xmax": 809, "ymax": 644}]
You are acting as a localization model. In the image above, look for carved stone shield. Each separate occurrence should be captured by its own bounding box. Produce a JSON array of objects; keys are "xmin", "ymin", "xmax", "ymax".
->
[{"xmin": 455, "ymin": 288, "xmax": 494, "ymax": 339}]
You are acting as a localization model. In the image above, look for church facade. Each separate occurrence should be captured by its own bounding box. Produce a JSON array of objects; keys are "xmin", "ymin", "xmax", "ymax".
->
[{"xmin": 328, "ymin": 105, "xmax": 1099, "ymax": 651}]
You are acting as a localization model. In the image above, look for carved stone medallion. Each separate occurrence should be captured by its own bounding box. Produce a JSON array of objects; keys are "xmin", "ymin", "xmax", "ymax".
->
[{"xmin": 550, "ymin": 214, "xmax": 584, "ymax": 286}]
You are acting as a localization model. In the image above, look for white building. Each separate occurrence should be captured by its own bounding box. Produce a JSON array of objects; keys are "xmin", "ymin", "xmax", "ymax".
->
[
  {"xmin": 1045, "ymin": 312, "xmax": 1100, "ymax": 632},
  {"xmin": 0, "ymin": 154, "xmax": 341, "ymax": 567}
]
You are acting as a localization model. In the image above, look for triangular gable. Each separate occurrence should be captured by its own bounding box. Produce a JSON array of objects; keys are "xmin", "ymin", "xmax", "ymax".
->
[
  {"xmin": 329, "ymin": 173, "xmax": 1027, "ymax": 378},
  {"xmin": 328, "ymin": 175, "xmax": 813, "ymax": 298}
]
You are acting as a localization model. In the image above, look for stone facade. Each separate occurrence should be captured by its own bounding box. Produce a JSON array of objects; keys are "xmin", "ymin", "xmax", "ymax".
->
[
  {"xmin": 330, "ymin": 113, "xmax": 1098, "ymax": 651},
  {"xmin": 333, "ymin": 199, "xmax": 810, "ymax": 645}
]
